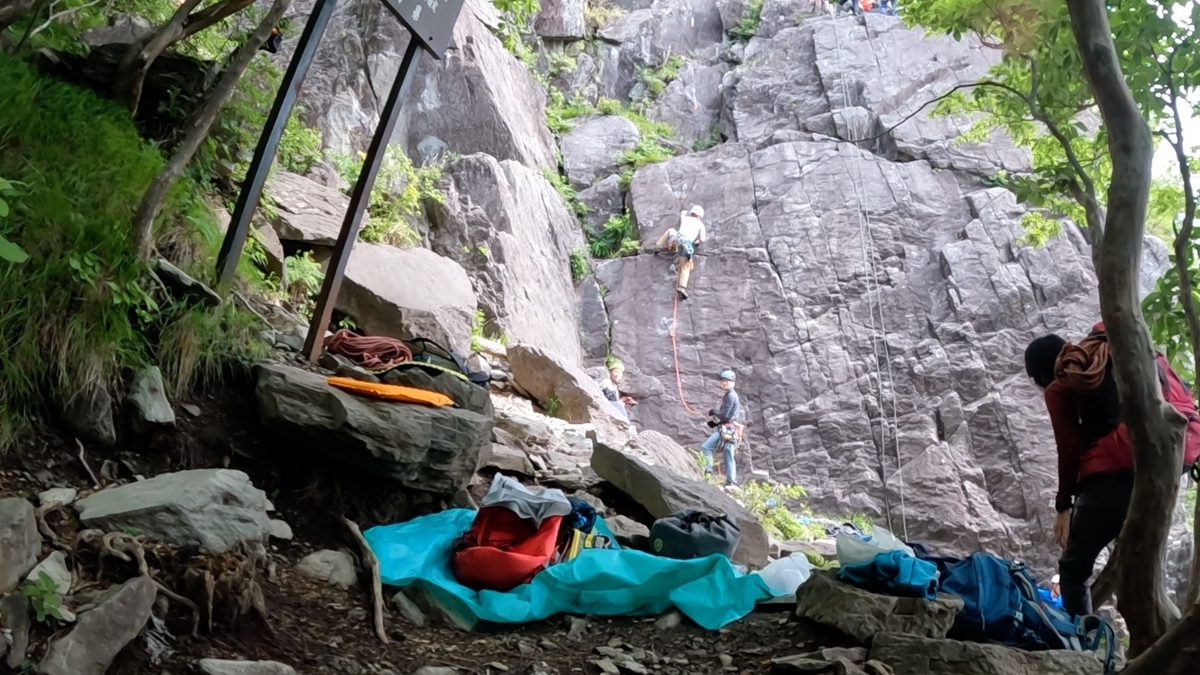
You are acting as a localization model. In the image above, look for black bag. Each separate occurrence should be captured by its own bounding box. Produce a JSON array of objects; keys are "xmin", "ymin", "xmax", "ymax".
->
[
  {"xmin": 648, "ymin": 509, "xmax": 741, "ymax": 560},
  {"xmin": 399, "ymin": 337, "xmax": 489, "ymax": 389}
]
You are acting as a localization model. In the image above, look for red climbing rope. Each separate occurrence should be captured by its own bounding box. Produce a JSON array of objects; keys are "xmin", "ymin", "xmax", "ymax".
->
[
  {"xmin": 324, "ymin": 329, "xmax": 414, "ymax": 370},
  {"xmin": 669, "ymin": 290, "xmax": 707, "ymax": 418}
]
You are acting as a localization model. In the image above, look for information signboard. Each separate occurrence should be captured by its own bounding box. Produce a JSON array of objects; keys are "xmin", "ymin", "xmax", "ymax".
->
[{"xmin": 381, "ymin": 0, "xmax": 465, "ymax": 59}]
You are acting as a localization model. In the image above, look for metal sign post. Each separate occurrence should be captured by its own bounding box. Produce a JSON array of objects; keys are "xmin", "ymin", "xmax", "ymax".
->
[
  {"xmin": 216, "ymin": 0, "xmax": 339, "ymax": 288},
  {"xmin": 214, "ymin": 0, "xmax": 467, "ymax": 362},
  {"xmin": 300, "ymin": 39, "xmax": 422, "ymax": 361}
]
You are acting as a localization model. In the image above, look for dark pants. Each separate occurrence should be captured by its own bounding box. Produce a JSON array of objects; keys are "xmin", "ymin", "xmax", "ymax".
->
[{"xmin": 1058, "ymin": 472, "xmax": 1134, "ymax": 616}]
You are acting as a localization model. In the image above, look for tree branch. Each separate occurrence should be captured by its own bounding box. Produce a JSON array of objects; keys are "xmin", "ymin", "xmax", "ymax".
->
[
  {"xmin": 130, "ymin": 0, "xmax": 292, "ymax": 257},
  {"xmin": 1120, "ymin": 601, "xmax": 1200, "ymax": 675}
]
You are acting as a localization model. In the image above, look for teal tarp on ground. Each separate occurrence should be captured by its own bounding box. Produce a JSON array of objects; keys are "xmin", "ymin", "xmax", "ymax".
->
[{"xmin": 365, "ymin": 509, "xmax": 774, "ymax": 630}]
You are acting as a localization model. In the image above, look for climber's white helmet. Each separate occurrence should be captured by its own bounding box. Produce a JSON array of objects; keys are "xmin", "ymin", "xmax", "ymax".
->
[{"xmin": 689, "ymin": 204, "xmax": 705, "ymax": 219}]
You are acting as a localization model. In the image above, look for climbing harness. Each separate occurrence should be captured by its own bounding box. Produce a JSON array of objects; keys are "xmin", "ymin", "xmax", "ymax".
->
[{"xmin": 831, "ymin": 14, "xmax": 909, "ymax": 540}]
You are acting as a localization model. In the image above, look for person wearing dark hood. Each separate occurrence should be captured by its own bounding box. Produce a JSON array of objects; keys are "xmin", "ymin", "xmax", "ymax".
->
[
  {"xmin": 260, "ymin": 25, "xmax": 283, "ymax": 54},
  {"xmin": 1024, "ymin": 324, "xmax": 1200, "ymax": 616}
]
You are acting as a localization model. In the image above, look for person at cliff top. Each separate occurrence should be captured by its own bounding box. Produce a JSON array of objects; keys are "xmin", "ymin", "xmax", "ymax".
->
[
  {"xmin": 1023, "ymin": 324, "xmax": 1200, "ymax": 617},
  {"xmin": 837, "ymin": 0, "xmax": 863, "ymax": 16},
  {"xmin": 652, "ymin": 204, "xmax": 706, "ymax": 301},
  {"xmin": 701, "ymin": 370, "xmax": 742, "ymax": 486},
  {"xmin": 597, "ymin": 361, "xmax": 630, "ymax": 420}
]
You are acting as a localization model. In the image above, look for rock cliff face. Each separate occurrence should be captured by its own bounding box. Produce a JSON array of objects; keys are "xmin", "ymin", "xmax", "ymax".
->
[{"xmin": 288, "ymin": 0, "xmax": 1189, "ymax": 595}]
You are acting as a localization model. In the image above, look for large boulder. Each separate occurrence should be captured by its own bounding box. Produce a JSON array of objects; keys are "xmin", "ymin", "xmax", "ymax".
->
[
  {"xmin": 506, "ymin": 343, "xmax": 633, "ymax": 443},
  {"xmin": 428, "ymin": 154, "xmax": 585, "ymax": 363},
  {"xmin": 0, "ymin": 498, "xmax": 40, "ymax": 593},
  {"xmin": 624, "ymin": 430, "xmax": 705, "ymax": 481},
  {"xmin": 339, "ymin": 243, "xmax": 478, "ymax": 356},
  {"xmin": 256, "ymin": 363, "xmax": 492, "ymax": 494},
  {"xmin": 535, "ymin": 0, "xmax": 586, "ymax": 39},
  {"xmin": 401, "ymin": 0, "xmax": 559, "ymax": 168},
  {"xmin": 74, "ymin": 469, "xmax": 277, "ymax": 553},
  {"xmin": 560, "ymin": 116, "xmax": 641, "ymax": 189},
  {"xmin": 39, "ymin": 576, "xmax": 157, "ymax": 675},
  {"xmin": 793, "ymin": 572, "xmax": 962, "ymax": 643},
  {"xmin": 869, "ymin": 632, "xmax": 1106, "ymax": 675},
  {"xmin": 263, "ymin": 171, "xmax": 349, "ymax": 246},
  {"xmin": 590, "ymin": 441, "xmax": 768, "ymax": 569}
]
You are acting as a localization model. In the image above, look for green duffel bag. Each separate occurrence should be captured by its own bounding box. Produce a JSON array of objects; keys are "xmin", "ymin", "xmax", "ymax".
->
[{"xmin": 648, "ymin": 509, "xmax": 741, "ymax": 560}]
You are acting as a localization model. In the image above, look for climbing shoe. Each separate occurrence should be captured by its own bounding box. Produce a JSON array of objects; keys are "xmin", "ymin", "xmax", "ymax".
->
[{"xmin": 676, "ymin": 288, "xmax": 688, "ymax": 300}]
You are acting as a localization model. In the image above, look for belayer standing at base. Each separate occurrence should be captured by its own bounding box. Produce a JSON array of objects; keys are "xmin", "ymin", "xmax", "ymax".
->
[
  {"xmin": 1024, "ymin": 323, "xmax": 1200, "ymax": 616},
  {"xmin": 653, "ymin": 204, "xmax": 706, "ymax": 300},
  {"xmin": 701, "ymin": 370, "xmax": 741, "ymax": 486}
]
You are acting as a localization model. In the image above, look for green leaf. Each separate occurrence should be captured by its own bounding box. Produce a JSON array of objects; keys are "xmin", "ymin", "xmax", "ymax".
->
[{"xmin": 0, "ymin": 236, "xmax": 27, "ymax": 264}]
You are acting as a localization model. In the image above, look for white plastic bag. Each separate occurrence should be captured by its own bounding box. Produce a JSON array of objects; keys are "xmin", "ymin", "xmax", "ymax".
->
[
  {"xmin": 835, "ymin": 526, "xmax": 914, "ymax": 568},
  {"xmin": 754, "ymin": 552, "xmax": 813, "ymax": 596}
]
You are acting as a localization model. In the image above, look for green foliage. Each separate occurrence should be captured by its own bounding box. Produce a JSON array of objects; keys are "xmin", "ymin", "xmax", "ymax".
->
[
  {"xmin": 492, "ymin": 0, "xmax": 541, "ymax": 60},
  {"xmin": 569, "ymin": 248, "xmax": 590, "ymax": 282},
  {"xmin": 544, "ymin": 394, "xmax": 563, "ymax": 418},
  {"xmin": 22, "ymin": 572, "xmax": 64, "ymax": 623},
  {"xmin": 541, "ymin": 166, "xmax": 589, "ymax": 218},
  {"xmin": 545, "ymin": 89, "xmax": 595, "ymax": 135},
  {"xmin": 470, "ymin": 309, "xmax": 507, "ymax": 352},
  {"xmin": 0, "ymin": 177, "xmax": 28, "ymax": 263},
  {"xmin": 585, "ymin": 2, "xmax": 624, "ymax": 30},
  {"xmin": 616, "ymin": 138, "xmax": 674, "ymax": 172},
  {"xmin": 330, "ymin": 147, "xmax": 442, "ymax": 247},
  {"xmin": 693, "ymin": 127, "xmax": 723, "ymax": 153},
  {"xmin": 0, "ymin": 54, "xmax": 265, "ymax": 444},
  {"xmin": 730, "ymin": 0, "xmax": 765, "ymax": 42},
  {"xmin": 276, "ymin": 108, "xmax": 324, "ymax": 175},
  {"xmin": 588, "ymin": 213, "xmax": 640, "ymax": 259},
  {"xmin": 1143, "ymin": 253, "xmax": 1199, "ymax": 384},
  {"xmin": 283, "ymin": 251, "xmax": 324, "ymax": 315},
  {"xmin": 731, "ymin": 481, "xmax": 825, "ymax": 541},
  {"xmin": 548, "ymin": 52, "xmax": 578, "ymax": 77},
  {"xmin": 636, "ymin": 55, "xmax": 684, "ymax": 97},
  {"xmin": 596, "ymin": 98, "xmax": 674, "ymax": 140}
]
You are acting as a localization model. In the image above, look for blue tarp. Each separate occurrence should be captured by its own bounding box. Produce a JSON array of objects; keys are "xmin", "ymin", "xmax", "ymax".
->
[{"xmin": 365, "ymin": 509, "xmax": 775, "ymax": 630}]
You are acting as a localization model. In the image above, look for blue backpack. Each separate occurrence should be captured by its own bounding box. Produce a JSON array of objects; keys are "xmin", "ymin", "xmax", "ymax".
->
[{"xmin": 940, "ymin": 553, "xmax": 1115, "ymax": 671}]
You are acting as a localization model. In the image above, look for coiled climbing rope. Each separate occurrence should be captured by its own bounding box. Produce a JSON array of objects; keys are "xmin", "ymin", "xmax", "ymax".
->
[{"xmin": 832, "ymin": 12, "xmax": 909, "ymax": 540}]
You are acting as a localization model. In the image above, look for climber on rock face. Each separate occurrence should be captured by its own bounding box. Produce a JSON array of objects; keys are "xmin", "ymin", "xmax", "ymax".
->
[
  {"xmin": 701, "ymin": 370, "xmax": 741, "ymax": 486},
  {"xmin": 597, "ymin": 361, "xmax": 631, "ymax": 420},
  {"xmin": 652, "ymin": 204, "xmax": 706, "ymax": 301},
  {"xmin": 1024, "ymin": 325, "xmax": 1200, "ymax": 617}
]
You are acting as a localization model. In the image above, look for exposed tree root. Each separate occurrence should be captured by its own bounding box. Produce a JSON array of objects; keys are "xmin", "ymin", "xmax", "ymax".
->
[
  {"xmin": 35, "ymin": 501, "xmax": 69, "ymax": 550},
  {"xmin": 343, "ymin": 516, "xmax": 388, "ymax": 644}
]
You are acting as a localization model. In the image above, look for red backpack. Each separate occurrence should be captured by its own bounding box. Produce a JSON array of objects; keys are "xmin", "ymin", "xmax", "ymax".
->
[
  {"xmin": 451, "ymin": 506, "xmax": 564, "ymax": 592},
  {"xmin": 1156, "ymin": 354, "xmax": 1200, "ymax": 470}
]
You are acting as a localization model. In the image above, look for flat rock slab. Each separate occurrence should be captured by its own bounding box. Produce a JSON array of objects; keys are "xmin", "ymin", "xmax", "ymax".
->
[
  {"xmin": 794, "ymin": 573, "xmax": 963, "ymax": 643},
  {"xmin": 74, "ymin": 469, "xmax": 273, "ymax": 553},
  {"xmin": 263, "ymin": 171, "xmax": 350, "ymax": 246},
  {"xmin": 590, "ymin": 441, "xmax": 768, "ymax": 570},
  {"xmin": 869, "ymin": 632, "xmax": 1106, "ymax": 675},
  {"xmin": 560, "ymin": 115, "xmax": 640, "ymax": 189},
  {"xmin": 39, "ymin": 576, "xmax": 157, "ymax": 675},
  {"xmin": 0, "ymin": 497, "xmax": 40, "ymax": 593},
  {"xmin": 256, "ymin": 363, "xmax": 493, "ymax": 495},
  {"xmin": 199, "ymin": 658, "xmax": 299, "ymax": 675}
]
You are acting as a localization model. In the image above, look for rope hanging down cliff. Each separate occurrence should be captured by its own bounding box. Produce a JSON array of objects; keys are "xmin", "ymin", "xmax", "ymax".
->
[
  {"xmin": 670, "ymin": 290, "xmax": 708, "ymax": 418},
  {"xmin": 832, "ymin": 14, "xmax": 909, "ymax": 540}
]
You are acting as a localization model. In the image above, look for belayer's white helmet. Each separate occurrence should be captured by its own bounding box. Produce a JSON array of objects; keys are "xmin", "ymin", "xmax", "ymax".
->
[
  {"xmin": 719, "ymin": 369, "xmax": 736, "ymax": 382},
  {"xmin": 690, "ymin": 204, "xmax": 705, "ymax": 219}
]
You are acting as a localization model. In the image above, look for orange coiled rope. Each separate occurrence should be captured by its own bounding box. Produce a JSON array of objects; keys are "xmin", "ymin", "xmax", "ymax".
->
[
  {"xmin": 669, "ymin": 291, "xmax": 707, "ymax": 417},
  {"xmin": 324, "ymin": 329, "xmax": 414, "ymax": 370}
]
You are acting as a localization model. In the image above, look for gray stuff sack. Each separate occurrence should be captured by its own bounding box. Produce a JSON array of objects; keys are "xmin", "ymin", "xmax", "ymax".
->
[{"xmin": 648, "ymin": 509, "xmax": 741, "ymax": 560}]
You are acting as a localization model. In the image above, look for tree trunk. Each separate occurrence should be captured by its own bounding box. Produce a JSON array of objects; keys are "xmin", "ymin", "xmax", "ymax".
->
[
  {"xmin": 1065, "ymin": 0, "xmax": 1188, "ymax": 656},
  {"xmin": 0, "ymin": 0, "xmax": 35, "ymax": 36},
  {"xmin": 112, "ymin": 0, "xmax": 255, "ymax": 115},
  {"xmin": 114, "ymin": 0, "xmax": 205, "ymax": 113},
  {"xmin": 131, "ymin": 0, "xmax": 292, "ymax": 259},
  {"xmin": 1119, "ymin": 601, "xmax": 1200, "ymax": 675},
  {"xmin": 1189, "ymin": 485, "xmax": 1199, "ymax": 606}
]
